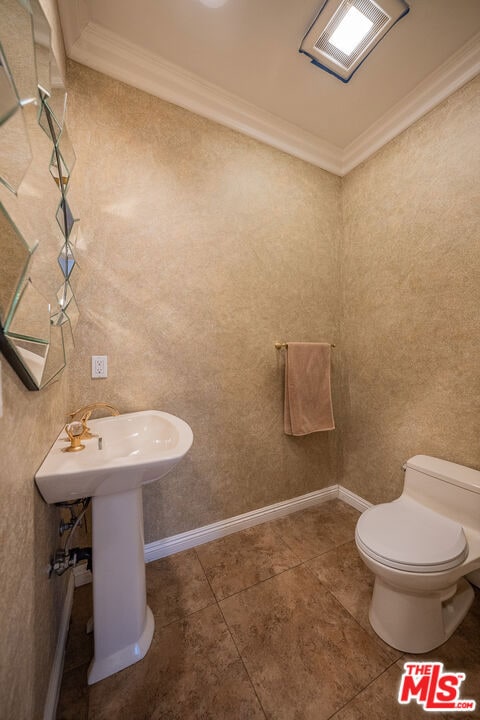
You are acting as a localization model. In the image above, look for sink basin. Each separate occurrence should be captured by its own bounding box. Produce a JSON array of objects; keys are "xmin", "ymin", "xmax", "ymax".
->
[
  {"xmin": 35, "ymin": 410, "xmax": 193, "ymax": 503},
  {"xmin": 35, "ymin": 409, "xmax": 193, "ymax": 685}
]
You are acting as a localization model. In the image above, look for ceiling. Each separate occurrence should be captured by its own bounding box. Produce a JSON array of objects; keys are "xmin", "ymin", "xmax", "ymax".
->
[{"xmin": 58, "ymin": 0, "xmax": 480, "ymax": 175}]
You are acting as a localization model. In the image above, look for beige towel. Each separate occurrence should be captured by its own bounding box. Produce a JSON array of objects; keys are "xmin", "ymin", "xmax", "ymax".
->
[{"xmin": 284, "ymin": 342, "xmax": 335, "ymax": 435}]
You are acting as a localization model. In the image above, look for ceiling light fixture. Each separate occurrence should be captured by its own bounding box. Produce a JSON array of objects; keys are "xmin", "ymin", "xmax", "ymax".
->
[
  {"xmin": 329, "ymin": 6, "xmax": 373, "ymax": 54},
  {"xmin": 299, "ymin": 0, "xmax": 410, "ymax": 83},
  {"xmin": 198, "ymin": 0, "xmax": 230, "ymax": 7}
]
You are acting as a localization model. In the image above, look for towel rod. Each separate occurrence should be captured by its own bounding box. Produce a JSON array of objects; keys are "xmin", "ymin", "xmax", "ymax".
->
[{"xmin": 275, "ymin": 342, "xmax": 335, "ymax": 349}]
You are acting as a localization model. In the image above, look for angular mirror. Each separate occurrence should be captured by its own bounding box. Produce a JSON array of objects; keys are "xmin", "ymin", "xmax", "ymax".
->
[
  {"xmin": 0, "ymin": 202, "xmax": 34, "ymax": 326},
  {"xmin": 46, "ymin": 74, "xmax": 67, "ymax": 132},
  {"xmin": 38, "ymin": 92, "xmax": 60, "ymax": 143},
  {"xmin": 0, "ymin": 34, "xmax": 34, "ymax": 193},
  {"xmin": 6, "ymin": 336, "xmax": 48, "ymax": 387},
  {"xmin": 0, "ymin": 44, "xmax": 19, "ymax": 124},
  {"xmin": 0, "ymin": 0, "xmax": 80, "ymax": 390},
  {"xmin": 61, "ymin": 310, "xmax": 75, "ymax": 362},
  {"xmin": 0, "ymin": 104, "xmax": 33, "ymax": 193},
  {"xmin": 57, "ymin": 241, "xmax": 76, "ymax": 278},
  {"xmin": 49, "ymin": 125, "xmax": 76, "ymax": 192},
  {"xmin": 62, "ymin": 261, "xmax": 79, "ymax": 297},
  {"xmin": 65, "ymin": 292, "xmax": 79, "ymax": 334},
  {"xmin": 1, "ymin": 278, "xmax": 50, "ymax": 389},
  {"xmin": 49, "ymin": 147, "xmax": 68, "ymax": 191},
  {"xmin": 31, "ymin": 0, "xmax": 67, "ymax": 137},
  {"xmin": 5, "ymin": 318, "xmax": 67, "ymax": 389},
  {"xmin": 2, "ymin": 277, "xmax": 68, "ymax": 389},
  {"xmin": 40, "ymin": 322, "xmax": 66, "ymax": 387},
  {"xmin": 0, "ymin": 0, "xmax": 37, "ymax": 107},
  {"xmin": 5, "ymin": 277, "xmax": 50, "ymax": 342},
  {"xmin": 30, "ymin": 0, "xmax": 51, "ymax": 96},
  {"xmin": 56, "ymin": 279, "xmax": 74, "ymax": 312},
  {"xmin": 56, "ymin": 198, "xmax": 76, "ymax": 240}
]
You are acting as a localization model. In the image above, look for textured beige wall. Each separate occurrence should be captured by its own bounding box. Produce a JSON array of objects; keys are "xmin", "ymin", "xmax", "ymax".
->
[
  {"xmin": 65, "ymin": 61, "xmax": 343, "ymax": 542},
  {"xmin": 0, "ymin": 113, "xmax": 70, "ymax": 718},
  {"xmin": 0, "ymin": 365, "xmax": 68, "ymax": 719},
  {"xmin": 340, "ymin": 76, "xmax": 480, "ymax": 503}
]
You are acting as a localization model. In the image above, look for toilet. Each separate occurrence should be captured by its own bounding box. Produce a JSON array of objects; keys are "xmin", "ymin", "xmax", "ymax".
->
[{"xmin": 355, "ymin": 455, "xmax": 480, "ymax": 653}]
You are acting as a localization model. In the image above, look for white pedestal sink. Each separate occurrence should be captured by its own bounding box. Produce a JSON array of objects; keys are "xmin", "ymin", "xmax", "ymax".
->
[{"xmin": 35, "ymin": 410, "xmax": 193, "ymax": 684}]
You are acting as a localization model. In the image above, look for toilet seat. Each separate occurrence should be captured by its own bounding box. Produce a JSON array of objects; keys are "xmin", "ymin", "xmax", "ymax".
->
[{"xmin": 356, "ymin": 497, "xmax": 468, "ymax": 573}]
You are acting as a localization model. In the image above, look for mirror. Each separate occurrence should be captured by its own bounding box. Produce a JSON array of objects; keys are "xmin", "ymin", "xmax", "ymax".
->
[
  {"xmin": 49, "ymin": 125, "xmax": 75, "ymax": 192},
  {"xmin": 0, "ymin": 201, "xmax": 33, "ymax": 325},
  {"xmin": 0, "ymin": 103, "xmax": 33, "ymax": 193},
  {"xmin": 0, "ymin": 44, "xmax": 20, "ymax": 123},
  {"xmin": 1, "ymin": 0, "xmax": 38, "ymax": 106},
  {"xmin": 0, "ymin": 0, "xmax": 80, "ymax": 390}
]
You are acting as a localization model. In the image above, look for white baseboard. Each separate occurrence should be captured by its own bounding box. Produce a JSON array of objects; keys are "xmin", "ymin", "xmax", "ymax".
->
[
  {"xmin": 60, "ymin": 487, "xmax": 370, "ymax": 572},
  {"xmin": 338, "ymin": 485, "xmax": 373, "ymax": 513},
  {"xmin": 144, "ymin": 484, "xmax": 352, "ymax": 563},
  {"xmin": 43, "ymin": 573, "xmax": 75, "ymax": 720}
]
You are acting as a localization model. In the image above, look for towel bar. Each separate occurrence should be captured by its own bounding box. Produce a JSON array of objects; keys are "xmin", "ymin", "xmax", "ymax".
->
[{"xmin": 275, "ymin": 342, "xmax": 335, "ymax": 349}]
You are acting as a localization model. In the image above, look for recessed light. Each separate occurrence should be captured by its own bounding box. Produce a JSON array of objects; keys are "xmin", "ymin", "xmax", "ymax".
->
[{"xmin": 300, "ymin": 0, "xmax": 410, "ymax": 83}]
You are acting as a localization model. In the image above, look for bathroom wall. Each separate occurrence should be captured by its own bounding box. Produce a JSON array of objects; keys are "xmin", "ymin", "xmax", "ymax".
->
[
  {"xmin": 65, "ymin": 61, "xmax": 343, "ymax": 542},
  {"xmin": 0, "ymin": 5, "xmax": 71, "ymax": 715},
  {"xmin": 0, "ymin": 118, "xmax": 70, "ymax": 719},
  {"xmin": 340, "ymin": 76, "xmax": 480, "ymax": 503}
]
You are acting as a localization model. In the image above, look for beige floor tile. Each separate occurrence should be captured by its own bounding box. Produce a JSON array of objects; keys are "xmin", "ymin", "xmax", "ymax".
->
[
  {"xmin": 269, "ymin": 500, "xmax": 360, "ymax": 561},
  {"xmin": 196, "ymin": 523, "xmax": 300, "ymax": 600},
  {"xmin": 220, "ymin": 564, "xmax": 397, "ymax": 720},
  {"xmin": 330, "ymin": 664, "xmax": 448, "ymax": 719},
  {"xmin": 88, "ymin": 603, "xmax": 265, "ymax": 720},
  {"xmin": 306, "ymin": 540, "xmax": 373, "ymax": 630},
  {"xmin": 306, "ymin": 540, "xmax": 402, "ymax": 658},
  {"xmin": 146, "ymin": 548, "xmax": 216, "ymax": 626}
]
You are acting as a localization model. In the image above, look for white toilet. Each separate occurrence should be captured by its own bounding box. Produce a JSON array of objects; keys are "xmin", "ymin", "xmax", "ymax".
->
[{"xmin": 355, "ymin": 455, "xmax": 480, "ymax": 653}]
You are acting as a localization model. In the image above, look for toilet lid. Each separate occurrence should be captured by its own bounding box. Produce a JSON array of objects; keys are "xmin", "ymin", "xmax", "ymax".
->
[{"xmin": 356, "ymin": 497, "xmax": 468, "ymax": 572}]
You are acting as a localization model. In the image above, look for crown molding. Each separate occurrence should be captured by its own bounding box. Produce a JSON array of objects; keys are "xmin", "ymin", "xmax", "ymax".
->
[
  {"xmin": 341, "ymin": 32, "xmax": 480, "ymax": 174},
  {"xmin": 65, "ymin": 22, "xmax": 343, "ymax": 175},
  {"xmin": 62, "ymin": 15, "xmax": 480, "ymax": 177}
]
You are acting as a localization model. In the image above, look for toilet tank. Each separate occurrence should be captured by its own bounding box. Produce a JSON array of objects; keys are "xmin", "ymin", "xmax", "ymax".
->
[{"xmin": 403, "ymin": 455, "xmax": 480, "ymax": 531}]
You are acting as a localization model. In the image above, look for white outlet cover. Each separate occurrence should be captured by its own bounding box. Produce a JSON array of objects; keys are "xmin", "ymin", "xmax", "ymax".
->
[{"xmin": 91, "ymin": 355, "xmax": 108, "ymax": 378}]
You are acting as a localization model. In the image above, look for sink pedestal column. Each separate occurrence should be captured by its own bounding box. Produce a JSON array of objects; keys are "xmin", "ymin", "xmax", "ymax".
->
[{"xmin": 87, "ymin": 487, "xmax": 154, "ymax": 685}]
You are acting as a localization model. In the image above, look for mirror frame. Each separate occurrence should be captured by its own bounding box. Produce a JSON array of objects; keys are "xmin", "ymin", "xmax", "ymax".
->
[{"xmin": 0, "ymin": 0, "xmax": 80, "ymax": 390}]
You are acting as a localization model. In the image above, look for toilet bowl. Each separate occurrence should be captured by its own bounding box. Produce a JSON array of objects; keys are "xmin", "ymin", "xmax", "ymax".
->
[{"xmin": 355, "ymin": 455, "xmax": 480, "ymax": 653}]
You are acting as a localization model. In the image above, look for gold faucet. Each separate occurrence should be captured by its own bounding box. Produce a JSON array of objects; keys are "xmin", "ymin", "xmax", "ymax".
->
[{"xmin": 64, "ymin": 402, "xmax": 120, "ymax": 450}]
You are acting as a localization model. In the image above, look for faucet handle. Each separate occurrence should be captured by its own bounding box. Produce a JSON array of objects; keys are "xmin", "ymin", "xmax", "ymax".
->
[
  {"xmin": 79, "ymin": 409, "xmax": 95, "ymax": 439},
  {"xmin": 64, "ymin": 421, "xmax": 86, "ymax": 453}
]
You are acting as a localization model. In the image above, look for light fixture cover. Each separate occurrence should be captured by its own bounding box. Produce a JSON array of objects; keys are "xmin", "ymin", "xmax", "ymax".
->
[{"xmin": 299, "ymin": 0, "xmax": 409, "ymax": 83}]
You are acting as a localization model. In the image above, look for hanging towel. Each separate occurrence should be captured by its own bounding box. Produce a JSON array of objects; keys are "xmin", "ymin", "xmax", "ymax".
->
[{"xmin": 284, "ymin": 342, "xmax": 335, "ymax": 436}]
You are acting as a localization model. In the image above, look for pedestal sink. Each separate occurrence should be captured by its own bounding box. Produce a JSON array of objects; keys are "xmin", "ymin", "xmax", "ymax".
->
[{"xmin": 35, "ymin": 410, "xmax": 193, "ymax": 684}]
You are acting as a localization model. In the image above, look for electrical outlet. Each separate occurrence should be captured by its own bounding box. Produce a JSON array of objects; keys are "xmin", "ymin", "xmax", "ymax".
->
[{"xmin": 92, "ymin": 355, "xmax": 108, "ymax": 378}]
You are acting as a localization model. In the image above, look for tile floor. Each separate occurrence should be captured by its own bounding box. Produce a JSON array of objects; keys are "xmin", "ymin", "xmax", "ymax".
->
[{"xmin": 57, "ymin": 499, "xmax": 480, "ymax": 719}]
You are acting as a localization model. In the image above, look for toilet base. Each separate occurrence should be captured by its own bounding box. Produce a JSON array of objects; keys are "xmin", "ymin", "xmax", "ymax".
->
[{"xmin": 369, "ymin": 576, "xmax": 474, "ymax": 653}]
